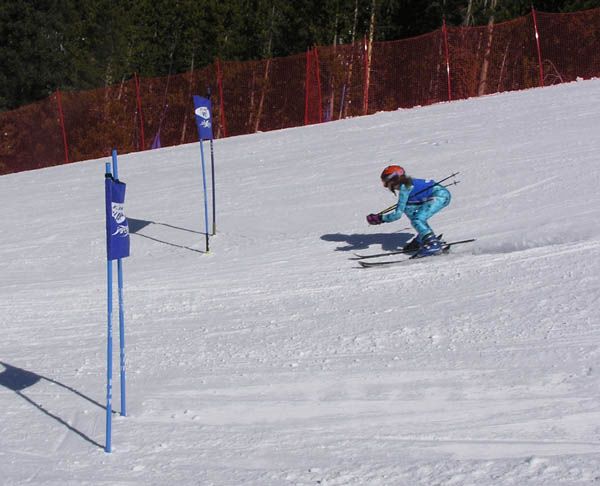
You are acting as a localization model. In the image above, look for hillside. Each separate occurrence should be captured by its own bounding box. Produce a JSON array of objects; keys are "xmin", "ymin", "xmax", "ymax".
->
[{"xmin": 1, "ymin": 79, "xmax": 600, "ymax": 485}]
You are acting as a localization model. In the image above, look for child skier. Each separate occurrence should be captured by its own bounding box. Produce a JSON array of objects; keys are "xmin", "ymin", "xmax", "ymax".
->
[{"xmin": 366, "ymin": 165, "xmax": 451, "ymax": 257}]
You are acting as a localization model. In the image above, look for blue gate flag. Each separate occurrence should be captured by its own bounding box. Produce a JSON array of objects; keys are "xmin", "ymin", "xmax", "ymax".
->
[
  {"xmin": 151, "ymin": 130, "xmax": 161, "ymax": 149},
  {"xmin": 105, "ymin": 175, "xmax": 130, "ymax": 260},
  {"xmin": 193, "ymin": 95, "xmax": 213, "ymax": 140}
]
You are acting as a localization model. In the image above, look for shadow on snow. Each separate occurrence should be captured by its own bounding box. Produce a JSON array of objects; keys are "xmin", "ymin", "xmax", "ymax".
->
[
  {"xmin": 0, "ymin": 361, "xmax": 107, "ymax": 449},
  {"xmin": 128, "ymin": 217, "xmax": 207, "ymax": 254},
  {"xmin": 321, "ymin": 231, "xmax": 413, "ymax": 252}
]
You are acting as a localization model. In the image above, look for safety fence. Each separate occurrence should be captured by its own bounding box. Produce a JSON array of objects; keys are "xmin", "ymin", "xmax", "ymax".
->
[{"xmin": 1, "ymin": 8, "xmax": 599, "ymax": 175}]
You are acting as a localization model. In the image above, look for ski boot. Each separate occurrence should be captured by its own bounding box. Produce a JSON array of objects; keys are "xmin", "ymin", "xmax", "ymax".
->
[
  {"xmin": 414, "ymin": 233, "xmax": 442, "ymax": 258},
  {"xmin": 402, "ymin": 235, "xmax": 421, "ymax": 252}
]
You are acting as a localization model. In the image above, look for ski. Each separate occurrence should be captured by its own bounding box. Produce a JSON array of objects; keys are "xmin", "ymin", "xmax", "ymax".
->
[
  {"xmin": 350, "ymin": 234, "xmax": 445, "ymax": 260},
  {"xmin": 358, "ymin": 239, "xmax": 476, "ymax": 268}
]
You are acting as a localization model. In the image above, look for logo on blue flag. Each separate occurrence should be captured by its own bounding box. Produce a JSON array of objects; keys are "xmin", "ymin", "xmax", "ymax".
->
[
  {"xmin": 105, "ymin": 175, "xmax": 130, "ymax": 260},
  {"xmin": 193, "ymin": 95, "xmax": 213, "ymax": 140}
]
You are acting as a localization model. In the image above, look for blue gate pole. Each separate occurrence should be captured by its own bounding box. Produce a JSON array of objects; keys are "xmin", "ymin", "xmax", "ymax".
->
[
  {"xmin": 207, "ymin": 88, "xmax": 217, "ymax": 235},
  {"xmin": 199, "ymin": 140, "xmax": 210, "ymax": 252},
  {"xmin": 111, "ymin": 149, "xmax": 127, "ymax": 417},
  {"xmin": 117, "ymin": 250, "xmax": 126, "ymax": 417},
  {"xmin": 105, "ymin": 162, "xmax": 114, "ymax": 453},
  {"xmin": 209, "ymin": 139, "xmax": 216, "ymax": 235}
]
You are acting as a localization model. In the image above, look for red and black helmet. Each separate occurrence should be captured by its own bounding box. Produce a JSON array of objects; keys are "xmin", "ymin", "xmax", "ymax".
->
[{"xmin": 380, "ymin": 165, "xmax": 405, "ymax": 188}]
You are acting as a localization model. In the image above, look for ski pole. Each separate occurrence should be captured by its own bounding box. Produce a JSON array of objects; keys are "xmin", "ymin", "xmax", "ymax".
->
[
  {"xmin": 379, "ymin": 180, "xmax": 459, "ymax": 215},
  {"xmin": 378, "ymin": 172, "xmax": 460, "ymax": 215}
]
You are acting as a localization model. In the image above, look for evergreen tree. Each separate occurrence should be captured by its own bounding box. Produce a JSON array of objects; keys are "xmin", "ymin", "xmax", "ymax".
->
[
  {"xmin": 1, "ymin": 0, "xmax": 599, "ymax": 111},
  {"xmin": 0, "ymin": 0, "xmax": 80, "ymax": 110}
]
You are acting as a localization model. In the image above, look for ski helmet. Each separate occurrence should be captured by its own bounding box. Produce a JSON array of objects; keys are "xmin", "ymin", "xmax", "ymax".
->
[{"xmin": 380, "ymin": 165, "xmax": 405, "ymax": 188}]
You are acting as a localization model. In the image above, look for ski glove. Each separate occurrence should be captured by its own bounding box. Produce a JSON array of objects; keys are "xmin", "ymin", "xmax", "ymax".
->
[{"xmin": 366, "ymin": 213, "xmax": 383, "ymax": 225}]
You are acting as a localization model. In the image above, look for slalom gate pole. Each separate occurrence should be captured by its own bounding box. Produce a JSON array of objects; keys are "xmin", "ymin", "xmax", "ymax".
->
[
  {"xmin": 207, "ymin": 88, "xmax": 217, "ymax": 235},
  {"xmin": 378, "ymin": 172, "xmax": 460, "ymax": 215},
  {"xmin": 199, "ymin": 140, "xmax": 210, "ymax": 252},
  {"xmin": 111, "ymin": 149, "xmax": 127, "ymax": 417},
  {"xmin": 209, "ymin": 139, "xmax": 216, "ymax": 235},
  {"xmin": 338, "ymin": 85, "xmax": 346, "ymax": 120},
  {"xmin": 105, "ymin": 162, "xmax": 114, "ymax": 453}
]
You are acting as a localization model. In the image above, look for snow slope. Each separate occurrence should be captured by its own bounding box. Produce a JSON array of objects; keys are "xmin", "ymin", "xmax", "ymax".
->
[{"xmin": 1, "ymin": 79, "xmax": 600, "ymax": 486}]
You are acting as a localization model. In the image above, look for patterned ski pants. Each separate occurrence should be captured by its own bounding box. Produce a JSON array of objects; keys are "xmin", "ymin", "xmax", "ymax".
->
[{"xmin": 403, "ymin": 186, "xmax": 451, "ymax": 238}]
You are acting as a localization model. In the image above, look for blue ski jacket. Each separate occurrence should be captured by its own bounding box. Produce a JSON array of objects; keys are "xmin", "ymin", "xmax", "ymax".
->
[{"xmin": 382, "ymin": 178, "xmax": 447, "ymax": 223}]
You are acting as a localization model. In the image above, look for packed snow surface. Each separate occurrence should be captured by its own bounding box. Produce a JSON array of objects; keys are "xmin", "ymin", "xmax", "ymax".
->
[{"xmin": 1, "ymin": 79, "xmax": 600, "ymax": 485}]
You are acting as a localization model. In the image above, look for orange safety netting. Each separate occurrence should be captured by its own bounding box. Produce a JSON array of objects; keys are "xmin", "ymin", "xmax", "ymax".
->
[{"xmin": 1, "ymin": 8, "xmax": 599, "ymax": 175}]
